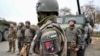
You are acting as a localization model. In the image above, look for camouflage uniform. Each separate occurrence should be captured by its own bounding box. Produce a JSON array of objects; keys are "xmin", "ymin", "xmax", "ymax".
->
[
  {"xmin": 8, "ymin": 27, "xmax": 17, "ymax": 53},
  {"xmin": 17, "ymin": 27, "xmax": 25, "ymax": 53},
  {"xmin": 33, "ymin": 20, "xmax": 67, "ymax": 56},
  {"xmin": 33, "ymin": 0, "xmax": 67, "ymax": 56},
  {"xmin": 65, "ymin": 25, "xmax": 82, "ymax": 56},
  {"xmin": 24, "ymin": 27, "xmax": 35, "ymax": 56}
]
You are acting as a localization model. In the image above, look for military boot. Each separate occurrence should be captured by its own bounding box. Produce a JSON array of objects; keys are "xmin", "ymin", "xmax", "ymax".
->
[
  {"xmin": 12, "ymin": 48, "xmax": 15, "ymax": 53},
  {"xmin": 7, "ymin": 47, "xmax": 12, "ymax": 52},
  {"xmin": 7, "ymin": 49, "xmax": 11, "ymax": 52},
  {"xmin": 17, "ymin": 51, "xmax": 20, "ymax": 55}
]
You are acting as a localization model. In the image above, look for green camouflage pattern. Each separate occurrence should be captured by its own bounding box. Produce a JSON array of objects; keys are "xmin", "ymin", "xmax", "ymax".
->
[{"xmin": 33, "ymin": 16, "xmax": 67, "ymax": 56}]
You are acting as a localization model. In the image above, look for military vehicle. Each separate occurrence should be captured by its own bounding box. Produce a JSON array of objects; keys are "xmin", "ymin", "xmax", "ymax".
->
[
  {"xmin": 57, "ymin": 0, "xmax": 94, "ymax": 56},
  {"xmin": 57, "ymin": 14, "xmax": 93, "ymax": 56},
  {"xmin": 0, "ymin": 19, "xmax": 15, "ymax": 41},
  {"xmin": 0, "ymin": 19, "xmax": 10, "ymax": 41},
  {"xmin": 59, "ymin": 0, "xmax": 94, "ymax": 45},
  {"xmin": 57, "ymin": 15, "xmax": 86, "ymax": 29}
]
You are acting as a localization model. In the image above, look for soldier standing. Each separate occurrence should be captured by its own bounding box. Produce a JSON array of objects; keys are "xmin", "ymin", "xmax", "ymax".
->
[
  {"xmin": 17, "ymin": 22, "xmax": 25, "ymax": 55},
  {"xmin": 65, "ymin": 19, "xmax": 82, "ymax": 56},
  {"xmin": 7, "ymin": 23, "xmax": 17, "ymax": 53},
  {"xmin": 33, "ymin": 0, "xmax": 67, "ymax": 56},
  {"xmin": 23, "ymin": 21, "xmax": 35, "ymax": 56}
]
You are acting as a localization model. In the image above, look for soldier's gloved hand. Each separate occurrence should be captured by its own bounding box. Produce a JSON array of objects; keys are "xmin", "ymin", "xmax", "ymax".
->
[{"xmin": 74, "ymin": 48, "xmax": 79, "ymax": 52}]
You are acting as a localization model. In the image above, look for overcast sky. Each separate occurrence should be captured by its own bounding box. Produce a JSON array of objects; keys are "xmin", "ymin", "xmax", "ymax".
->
[{"xmin": 0, "ymin": 0, "xmax": 100, "ymax": 25}]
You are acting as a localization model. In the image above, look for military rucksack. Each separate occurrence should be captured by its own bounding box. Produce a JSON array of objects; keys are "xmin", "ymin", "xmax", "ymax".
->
[{"xmin": 40, "ymin": 24, "xmax": 61, "ymax": 54}]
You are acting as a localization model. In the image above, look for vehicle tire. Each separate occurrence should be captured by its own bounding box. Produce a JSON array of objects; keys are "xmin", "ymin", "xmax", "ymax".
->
[
  {"xmin": 3, "ymin": 30, "xmax": 9, "ymax": 41},
  {"xmin": 0, "ymin": 32, "xmax": 2, "ymax": 42}
]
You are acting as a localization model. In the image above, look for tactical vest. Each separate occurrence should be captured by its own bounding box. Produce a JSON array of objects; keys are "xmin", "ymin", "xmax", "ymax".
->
[
  {"xmin": 65, "ymin": 27, "xmax": 78, "ymax": 42},
  {"xmin": 17, "ymin": 29, "xmax": 23, "ymax": 37},
  {"xmin": 25, "ymin": 28, "xmax": 33, "ymax": 37},
  {"xmin": 41, "ymin": 27, "xmax": 60, "ymax": 54}
]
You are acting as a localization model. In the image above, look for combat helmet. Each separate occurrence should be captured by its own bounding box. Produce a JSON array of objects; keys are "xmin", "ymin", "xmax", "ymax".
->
[
  {"xmin": 36, "ymin": 0, "xmax": 59, "ymax": 26},
  {"xmin": 36, "ymin": 0, "xmax": 59, "ymax": 14}
]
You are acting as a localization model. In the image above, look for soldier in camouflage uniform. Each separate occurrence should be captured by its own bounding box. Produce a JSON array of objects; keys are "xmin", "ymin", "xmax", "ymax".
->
[
  {"xmin": 23, "ymin": 21, "xmax": 35, "ymax": 56},
  {"xmin": 17, "ymin": 22, "xmax": 25, "ymax": 55},
  {"xmin": 32, "ymin": 0, "xmax": 67, "ymax": 56},
  {"xmin": 65, "ymin": 19, "xmax": 82, "ymax": 56},
  {"xmin": 7, "ymin": 23, "xmax": 17, "ymax": 53}
]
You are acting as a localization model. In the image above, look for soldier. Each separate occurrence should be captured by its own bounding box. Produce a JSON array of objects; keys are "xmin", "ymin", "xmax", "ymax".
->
[
  {"xmin": 33, "ymin": 0, "xmax": 67, "ymax": 56},
  {"xmin": 7, "ymin": 23, "xmax": 17, "ymax": 53},
  {"xmin": 65, "ymin": 19, "xmax": 82, "ymax": 56},
  {"xmin": 77, "ymin": 18, "xmax": 93, "ymax": 56},
  {"xmin": 22, "ymin": 21, "xmax": 35, "ymax": 56},
  {"xmin": 17, "ymin": 22, "xmax": 25, "ymax": 55}
]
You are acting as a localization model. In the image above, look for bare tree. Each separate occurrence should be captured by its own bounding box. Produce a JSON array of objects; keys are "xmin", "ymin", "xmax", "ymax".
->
[
  {"xmin": 81, "ymin": 4, "xmax": 95, "ymax": 17},
  {"xmin": 59, "ymin": 7, "xmax": 71, "ymax": 16},
  {"xmin": 95, "ymin": 7, "xmax": 100, "ymax": 23},
  {"xmin": 81, "ymin": 4, "xmax": 100, "ymax": 23}
]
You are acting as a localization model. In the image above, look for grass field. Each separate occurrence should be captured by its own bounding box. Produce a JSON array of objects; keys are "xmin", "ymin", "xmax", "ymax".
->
[{"xmin": 92, "ymin": 32, "xmax": 100, "ymax": 37}]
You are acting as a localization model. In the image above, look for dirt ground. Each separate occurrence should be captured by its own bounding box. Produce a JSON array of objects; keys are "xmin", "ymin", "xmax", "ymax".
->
[
  {"xmin": 0, "ymin": 37, "xmax": 100, "ymax": 56},
  {"xmin": 85, "ymin": 37, "xmax": 100, "ymax": 56}
]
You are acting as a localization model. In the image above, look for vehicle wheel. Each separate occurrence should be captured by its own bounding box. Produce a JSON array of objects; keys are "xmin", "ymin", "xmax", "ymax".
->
[
  {"xmin": 4, "ymin": 30, "xmax": 9, "ymax": 41},
  {"xmin": 0, "ymin": 32, "xmax": 2, "ymax": 42}
]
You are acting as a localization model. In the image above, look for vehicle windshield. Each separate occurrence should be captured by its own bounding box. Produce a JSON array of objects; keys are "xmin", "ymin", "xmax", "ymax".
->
[
  {"xmin": 64, "ymin": 16, "xmax": 85, "ymax": 24},
  {"xmin": 57, "ymin": 17, "xmax": 63, "ymax": 24}
]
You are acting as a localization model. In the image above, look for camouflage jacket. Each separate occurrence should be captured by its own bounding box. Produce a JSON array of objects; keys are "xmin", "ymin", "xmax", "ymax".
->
[
  {"xmin": 8, "ymin": 27, "xmax": 17, "ymax": 39},
  {"xmin": 33, "ymin": 15, "xmax": 67, "ymax": 56}
]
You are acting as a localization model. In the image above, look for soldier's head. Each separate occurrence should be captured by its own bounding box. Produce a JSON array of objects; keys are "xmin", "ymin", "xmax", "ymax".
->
[
  {"xmin": 18, "ymin": 22, "xmax": 24, "ymax": 28},
  {"xmin": 10, "ymin": 23, "xmax": 15, "ymax": 28},
  {"xmin": 68, "ymin": 19, "xmax": 76, "ymax": 27},
  {"xmin": 36, "ymin": 0, "xmax": 59, "ymax": 23},
  {"xmin": 14, "ymin": 23, "xmax": 17, "ymax": 26},
  {"xmin": 25, "ymin": 21, "xmax": 31, "ymax": 28}
]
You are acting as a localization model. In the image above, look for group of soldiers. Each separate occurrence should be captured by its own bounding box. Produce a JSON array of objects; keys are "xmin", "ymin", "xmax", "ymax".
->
[
  {"xmin": 6, "ymin": 0, "xmax": 87, "ymax": 56},
  {"xmin": 7, "ymin": 21, "xmax": 35, "ymax": 56}
]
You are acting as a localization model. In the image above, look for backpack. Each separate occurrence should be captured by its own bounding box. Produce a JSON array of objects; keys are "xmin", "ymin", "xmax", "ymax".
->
[{"xmin": 40, "ymin": 25, "xmax": 61, "ymax": 54}]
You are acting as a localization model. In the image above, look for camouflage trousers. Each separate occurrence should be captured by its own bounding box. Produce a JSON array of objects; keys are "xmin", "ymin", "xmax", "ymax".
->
[
  {"xmin": 18, "ymin": 41, "xmax": 24, "ymax": 53},
  {"xmin": 67, "ymin": 42, "xmax": 77, "ymax": 56},
  {"xmin": 21, "ymin": 36, "xmax": 33, "ymax": 56},
  {"xmin": 26, "ymin": 42, "xmax": 31, "ymax": 56},
  {"xmin": 8, "ymin": 38, "xmax": 16, "ymax": 52}
]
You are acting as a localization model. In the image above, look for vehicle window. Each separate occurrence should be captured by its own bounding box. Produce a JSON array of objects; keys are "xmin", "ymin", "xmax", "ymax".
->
[
  {"xmin": 64, "ymin": 16, "xmax": 85, "ymax": 24},
  {"xmin": 57, "ymin": 17, "xmax": 63, "ymax": 24}
]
